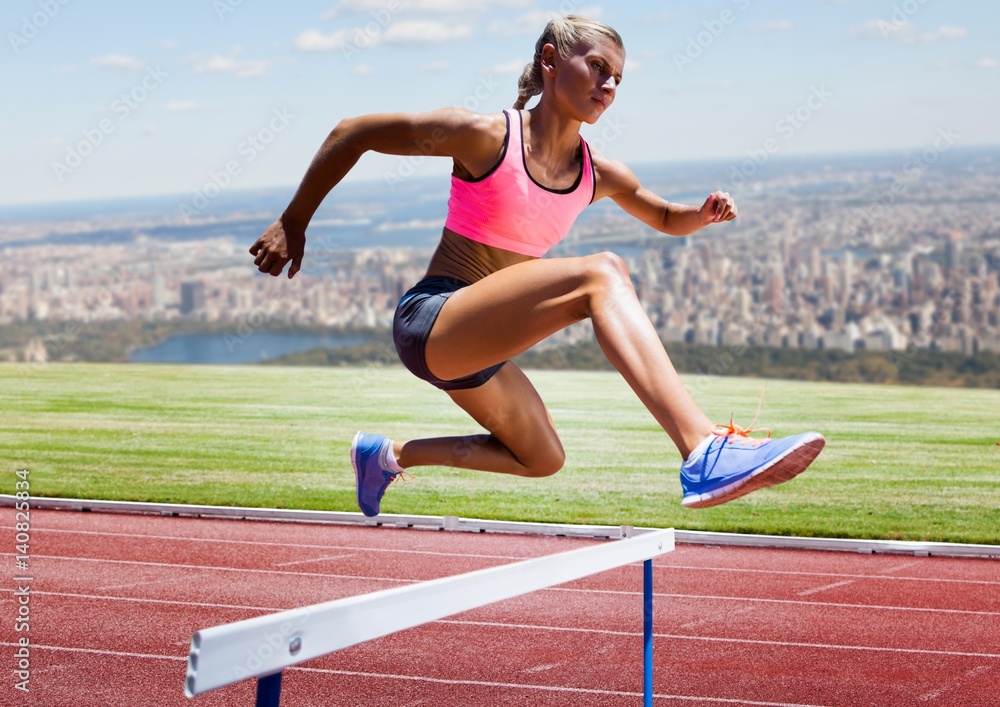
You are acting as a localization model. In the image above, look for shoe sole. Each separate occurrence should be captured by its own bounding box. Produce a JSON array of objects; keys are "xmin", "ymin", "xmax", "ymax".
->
[
  {"xmin": 681, "ymin": 433, "xmax": 826, "ymax": 509},
  {"xmin": 350, "ymin": 431, "xmax": 370, "ymax": 516}
]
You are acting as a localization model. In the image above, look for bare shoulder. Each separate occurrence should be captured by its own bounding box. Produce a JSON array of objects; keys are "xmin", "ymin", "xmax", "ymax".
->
[
  {"xmin": 346, "ymin": 107, "xmax": 507, "ymax": 168},
  {"xmin": 438, "ymin": 108, "xmax": 508, "ymax": 178},
  {"xmin": 589, "ymin": 146, "xmax": 641, "ymax": 202}
]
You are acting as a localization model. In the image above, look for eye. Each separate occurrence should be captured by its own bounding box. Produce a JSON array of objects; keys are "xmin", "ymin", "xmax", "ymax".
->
[{"xmin": 592, "ymin": 61, "xmax": 604, "ymax": 72}]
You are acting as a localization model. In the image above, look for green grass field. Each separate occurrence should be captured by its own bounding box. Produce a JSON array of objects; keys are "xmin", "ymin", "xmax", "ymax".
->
[{"xmin": 2, "ymin": 362, "xmax": 998, "ymax": 544}]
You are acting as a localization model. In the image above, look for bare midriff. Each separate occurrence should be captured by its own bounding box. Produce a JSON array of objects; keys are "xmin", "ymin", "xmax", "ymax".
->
[{"xmin": 424, "ymin": 228, "xmax": 536, "ymax": 284}]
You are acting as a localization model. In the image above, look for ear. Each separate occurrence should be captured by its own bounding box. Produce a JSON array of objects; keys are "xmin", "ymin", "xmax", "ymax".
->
[{"xmin": 540, "ymin": 42, "xmax": 558, "ymax": 78}]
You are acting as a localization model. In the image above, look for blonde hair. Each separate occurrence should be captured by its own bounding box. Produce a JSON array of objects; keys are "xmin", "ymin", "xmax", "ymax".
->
[{"xmin": 514, "ymin": 15, "xmax": 624, "ymax": 110}]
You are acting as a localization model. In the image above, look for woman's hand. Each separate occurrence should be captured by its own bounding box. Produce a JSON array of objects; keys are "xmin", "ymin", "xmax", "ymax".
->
[
  {"xmin": 249, "ymin": 217, "xmax": 305, "ymax": 279},
  {"xmin": 699, "ymin": 191, "xmax": 737, "ymax": 224}
]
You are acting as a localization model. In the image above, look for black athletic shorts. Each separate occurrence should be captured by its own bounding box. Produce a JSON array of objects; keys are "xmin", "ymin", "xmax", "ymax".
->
[{"xmin": 392, "ymin": 276, "xmax": 506, "ymax": 391}]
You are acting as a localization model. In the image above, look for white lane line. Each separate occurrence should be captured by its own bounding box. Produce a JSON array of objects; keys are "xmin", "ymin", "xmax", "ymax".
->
[
  {"xmin": 10, "ymin": 588, "xmax": 1000, "ymax": 619},
  {"xmin": 6, "ymin": 548, "xmax": 994, "ymax": 588},
  {"xmin": 435, "ymin": 620, "xmax": 1000, "ymax": 660},
  {"xmin": 4, "ymin": 589, "xmax": 282, "ymax": 613},
  {"xmin": 292, "ymin": 666, "xmax": 833, "ymax": 707},
  {"xmin": 585, "ymin": 589, "xmax": 1000, "ymax": 617},
  {"xmin": 797, "ymin": 580, "xmax": 855, "ymax": 596},
  {"xmin": 681, "ymin": 604, "xmax": 758, "ymax": 630},
  {"xmin": 96, "ymin": 578, "xmax": 174, "ymax": 592},
  {"xmin": 881, "ymin": 561, "xmax": 921, "ymax": 574},
  {"xmin": 918, "ymin": 664, "xmax": 993, "ymax": 702},
  {"xmin": 662, "ymin": 564, "xmax": 1000, "ymax": 586},
  {"xmin": 274, "ymin": 554, "xmax": 355, "ymax": 567},
  {"xmin": 14, "ymin": 554, "xmax": 419, "ymax": 584},
  {"xmin": 0, "ymin": 642, "xmax": 833, "ymax": 707},
  {"xmin": 14, "ymin": 529, "xmax": 996, "ymax": 585},
  {"xmin": 24, "ymin": 527, "xmax": 535, "ymax": 561},
  {"xmin": 9, "ymin": 591, "xmax": 998, "ymax": 660}
]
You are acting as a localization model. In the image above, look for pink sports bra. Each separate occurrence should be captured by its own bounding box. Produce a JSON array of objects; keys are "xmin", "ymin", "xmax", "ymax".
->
[{"xmin": 444, "ymin": 109, "xmax": 595, "ymax": 257}]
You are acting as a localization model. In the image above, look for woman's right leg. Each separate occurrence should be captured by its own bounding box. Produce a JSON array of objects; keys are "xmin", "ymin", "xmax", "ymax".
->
[{"xmin": 423, "ymin": 251, "xmax": 713, "ymax": 459}]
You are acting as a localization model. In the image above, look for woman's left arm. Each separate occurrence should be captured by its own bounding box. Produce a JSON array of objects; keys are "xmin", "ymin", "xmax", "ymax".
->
[{"xmin": 594, "ymin": 152, "xmax": 736, "ymax": 236}]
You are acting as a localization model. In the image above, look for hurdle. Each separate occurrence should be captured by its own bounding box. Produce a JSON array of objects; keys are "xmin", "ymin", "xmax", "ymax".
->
[{"xmin": 185, "ymin": 527, "xmax": 674, "ymax": 705}]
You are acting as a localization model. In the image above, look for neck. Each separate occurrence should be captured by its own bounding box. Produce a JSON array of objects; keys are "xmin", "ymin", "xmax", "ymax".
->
[{"xmin": 522, "ymin": 98, "xmax": 582, "ymax": 161}]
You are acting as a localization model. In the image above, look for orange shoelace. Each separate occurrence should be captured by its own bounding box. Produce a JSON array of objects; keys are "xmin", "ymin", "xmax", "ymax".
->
[
  {"xmin": 379, "ymin": 470, "xmax": 413, "ymax": 499},
  {"xmin": 711, "ymin": 387, "xmax": 772, "ymax": 447}
]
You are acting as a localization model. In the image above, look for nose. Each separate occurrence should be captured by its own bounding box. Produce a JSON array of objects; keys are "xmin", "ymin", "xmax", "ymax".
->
[{"xmin": 601, "ymin": 75, "xmax": 617, "ymax": 93}]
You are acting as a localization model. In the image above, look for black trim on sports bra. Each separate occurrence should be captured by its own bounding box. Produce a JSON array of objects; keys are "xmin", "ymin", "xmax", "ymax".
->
[
  {"xmin": 517, "ymin": 110, "xmax": 585, "ymax": 195},
  {"xmin": 451, "ymin": 111, "xmax": 510, "ymax": 183},
  {"xmin": 585, "ymin": 141, "xmax": 597, "ymax": 205}
]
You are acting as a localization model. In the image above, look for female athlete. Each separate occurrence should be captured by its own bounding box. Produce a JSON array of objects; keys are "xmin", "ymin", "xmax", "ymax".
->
[{"xmin": 249, "ymin": 15, "xmax": 825, "ymax": 516}]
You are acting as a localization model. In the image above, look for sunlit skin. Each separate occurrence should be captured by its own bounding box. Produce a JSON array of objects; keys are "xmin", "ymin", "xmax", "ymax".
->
[{"xmin": 250, "ymin": 33, "xmax": 739, "ymax": 477}]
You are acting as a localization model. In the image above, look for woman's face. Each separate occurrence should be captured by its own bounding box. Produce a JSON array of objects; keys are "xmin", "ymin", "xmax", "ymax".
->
[{"xmin": 546, "ymin": 37, "xmax": 624, "ymax": 124}]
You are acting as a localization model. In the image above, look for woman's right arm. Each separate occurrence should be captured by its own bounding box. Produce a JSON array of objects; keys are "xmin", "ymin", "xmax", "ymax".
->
[{"xmin": 250, "ymin": 108, "xmax": 499, "ymax": 278}]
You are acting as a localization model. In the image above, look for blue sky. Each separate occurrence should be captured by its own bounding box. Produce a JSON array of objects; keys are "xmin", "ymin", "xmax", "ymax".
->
[{"xmin": 2, "ymin": 0, "xmax": 997, "ymax": 206}]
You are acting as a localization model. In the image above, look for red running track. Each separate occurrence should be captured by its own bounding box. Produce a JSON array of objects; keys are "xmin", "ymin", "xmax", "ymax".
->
[{"xmin": 1, "ymin": 507, "xmax": 999, "ymax": 707}]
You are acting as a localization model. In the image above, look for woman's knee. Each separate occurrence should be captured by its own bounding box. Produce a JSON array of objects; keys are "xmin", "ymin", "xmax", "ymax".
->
[
  {"xmin": 521, "ymin": 444, "xmax": 566, "ymax": 477},
  {"xmin": 583, "ymin": 251, "xmax": 631, "ymax": 291}
]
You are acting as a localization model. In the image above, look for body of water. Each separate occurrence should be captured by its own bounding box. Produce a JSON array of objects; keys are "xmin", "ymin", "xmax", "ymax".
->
[{"xmin": 129, "ymin": 332, "xmax": 370, "ymax": 364}]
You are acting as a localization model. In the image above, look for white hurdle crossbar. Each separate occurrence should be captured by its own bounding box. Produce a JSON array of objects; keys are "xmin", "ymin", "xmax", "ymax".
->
[{"xmin": 185, "ymin": 528, "xmax": 674, "ymax": 705}]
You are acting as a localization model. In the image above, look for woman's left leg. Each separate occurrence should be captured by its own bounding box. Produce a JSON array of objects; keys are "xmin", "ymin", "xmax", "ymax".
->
[{"xmin": 395, "ymin": 362, "xmax": 566, "ymax": 477}]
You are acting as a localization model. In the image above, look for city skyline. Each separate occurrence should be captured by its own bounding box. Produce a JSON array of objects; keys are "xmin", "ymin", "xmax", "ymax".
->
[
  {"xmin": 3, "ymin": 150, "xmax": 998, "ymax": 368},
  {"xmin": 3, "ymin": 0, "xmax": 999, "ymax": 207}
]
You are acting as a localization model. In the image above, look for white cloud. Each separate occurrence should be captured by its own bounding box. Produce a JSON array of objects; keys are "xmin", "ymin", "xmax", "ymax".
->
[
  {"xmin": 297, "ymin": 20, "xmax": 470, "ymax": 51},
  {"xmin": 294, "ymin": 29, "xmax": 354, "ymax": 51},
  {"xmin": 90, "ymin": 54, "xmax": 143, "ymax": 72},
  {"xmin": 166, "ymin": 101, "xmax": 202, "ymax": 112},
  {"xmin": 352, "ymin": 64, "xmax": 376, "ymax": 75},
  {"xmin": 749, "ymin": 20, "xmax": 794, "ymax": 33},
  {"xmin": 322, "ymin": 0, "xmax": 389, "ymax": 18},
  {"xmin": 33, "ymin": 137, "xmax": 64, "ymax": 148},
  {"xmin": 482, "ymin": 59, "xmax": 526, "ymax": 75},
  {"xmin": 192, "ymin": 54, "xmax": 271, "ymax": 78},
  {"xmin": 624, "ymin": 57, "xmax": 642, "ymax": 73},
  {"xmin": 424, "ymin": 61, "xmax": 452, "ymax": 72},
  {"xmin": 489, "ymin": 6, "xmax": 604, "ymax": 36},
  {"xmin": 323, "ymin": 0, "xmax": 529, "ymax": 17},
  {"xmin": 383, "ymin": 20, "xmax": 472, "ymax": 43},
  {"xmin": 488, "ymin": 10, "xmax": 551, "ymax": 36},
  {"xmin": 850, "ymin": 20, "xmax": 968, "ymax": 44},
  {"xmin": 978, "ymin": 57, "xmax": 999, "ymax": 69}
]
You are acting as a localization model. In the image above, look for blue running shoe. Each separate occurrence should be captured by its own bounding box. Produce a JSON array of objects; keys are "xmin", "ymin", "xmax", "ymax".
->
[
  {"xmin": 351, "ymin": 431, "xmax": 401, "ymax": 517},
  {"xmin": 680, "ymin": 424, "xmax": 825, "ymax": 509}
]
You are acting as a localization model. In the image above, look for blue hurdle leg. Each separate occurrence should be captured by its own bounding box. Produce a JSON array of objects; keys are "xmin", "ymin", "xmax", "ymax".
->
[
  {"xmin": 643, "ymin": 559, "xmax": 653, "ymax": 707},
  {"xmin": 255, "ymin": 671, "xmax": 283, "ymax": 707}
]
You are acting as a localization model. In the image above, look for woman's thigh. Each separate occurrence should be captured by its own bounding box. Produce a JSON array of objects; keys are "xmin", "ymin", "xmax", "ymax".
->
[{"xmin": 425, "ymin": 253, "xmax": 625, "ymax": 381}]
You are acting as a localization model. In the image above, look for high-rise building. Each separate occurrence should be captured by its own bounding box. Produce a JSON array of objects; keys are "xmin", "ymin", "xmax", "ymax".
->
[{"xmin": 180, "ymin": 280, "xmax": 206, "ymax": 315}]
